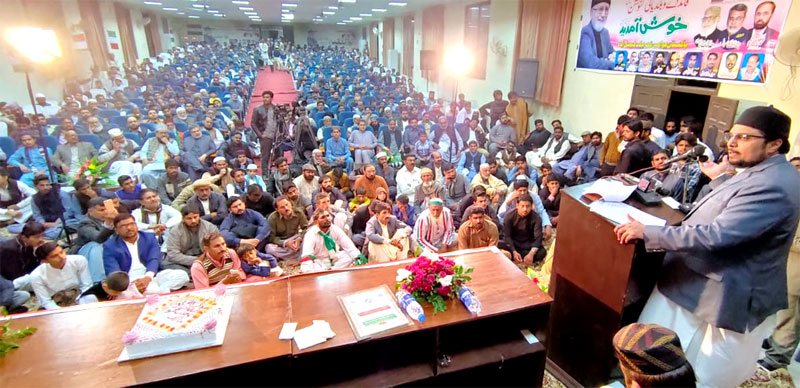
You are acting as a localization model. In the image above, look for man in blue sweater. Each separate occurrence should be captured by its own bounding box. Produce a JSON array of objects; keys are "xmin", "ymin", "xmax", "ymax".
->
[{"xmin": 219, "ymin": 196, "xmax": 270, "ymax": 251}]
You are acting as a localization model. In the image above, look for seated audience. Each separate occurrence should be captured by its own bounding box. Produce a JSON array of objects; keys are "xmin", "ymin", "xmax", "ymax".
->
[
  {"xmin": 115, "ymin": 175, "xmax": 142, "ymax": 211},
  {"xmin": 165, "ymin": 206, "xmax": 219, "ymax": 274},
  {"xmin": 203, "ymin": 157, "xmax": 234, "ymax": 193},
  {"xmin": 413, "ymin": 131, "xmax": 434, "ymax": 166},
  {"xmin": 266, "ymin": 195, "xmax": 308, "ymax": 260},
  {"xmin": 30, "ymin": 176, "xmax": 80, "ymax": 239},
  {"xmin": 354, "ymin": 163, "xmax": 390, "ymax": 201},
  {"xmin": 191, "ymin": 232, "xmax": 246, "ymax": 288},
  {"xmin": 0, "ymin": 167, "xmax": 36, "ymax": 228},
  {"xmin": 393, "ymin": 194, "xmax": 415, "ymax": 227},
  {"xmin": 527, "ymin": 125, "xmax": 572, "ymax": 170},
  {"xmin": 312, "ymin": 175, "xmax": 347, "ymax": 207},
  {"xmin": 79, "ymin": 271, "xmax": 131, "ymax": 303},
  {"xmin": 459, "ymin": 190, "xmax": 501, "ymax": 228},
  {"xmin": 184, "ymin": 179, "xmax": 228, "ymax": 226},
  {"xmin": 375, "ymin": 152, "xmax": 397, "ymax": 198},
  {"xmin": 103, "ymin": 213, "xmax": 189, "ymax": 294},
  {"xmin": 458, "ymin": 207, "xmax": 499, "ymax": 250},
  {"xmin": 218, "ymin": 131, "xmax": 255, "ymax": 163},
  {"xmin": 552, "ymin": 131, "xmax": 603, "ymax": 183},
  {"xmin": 413, "ymin": 198, "xmax": 457, "ymax": 253},
  {"xmin": 237, "ymin": 243, "xmax": 283, "ymax": 278},
  {"xmin": 245, "ymin": 163, "xmax": 267, "ymax": 191},
  {"xmin": 315, "ymin": 192, "xmax": 351, "ymax": 234},
  {"xmin": 505, "ymin": 155, "xmax": 538, "ymax": 188},
  {"xmin": 139, "ymin": 125, "xmax": 180, "ymax": 189},
  {"xmin": 539, "ymin": 175, "xmax": 562, "ymax": 227},
  {"xmin": 244, "ymin": 184, "xmax": 276, "ymax": 218},
  {"xmin": 349, "ymin": 120, "xmax": 379, "ymax": 171},
  {"xmin": 132, "ymin": 189, "xmax": 181, "ymax": 249},
  {"xmin": 488, "ymin": 112, "xmax": 515, "ymax": 156},
  {"xmin": 365, "ymin": 201, "xmax": 412, "ymax": 263},
  {"xmin": 226, "ymin": 168, "xmax": 249, "ymax": 198},
  {"xmin": 396, "ymin": 154, "xmax": 422, "ymax": 203},
  {"xmin": 300, "ymin": 208, "xmax": 364, "ymax": 273},
  {"xmin": 293, "ymin": 164, "xmax": 320, "ymax": 207},
  {"xmin": 0, "ymin": 274, "xmax": 29, "ymax": 313},
  {"xmin": 495, "ymin": 141, "xmax": 520, "ymax": 176},
  {"xmin": 613, "ymin": 323, "xmax": 696, "ymax": 387},
  {"xmin": 349, "ymin": 187, "xmax": 370, "ymax": 212},
  {"xmin": 73, "ymin": 197, "xmax": 117, "ymax": 282},
  {"xmin": 8, "ymin": 132, "xmax": 53, "ymax": 187},
  {"xmin": 155, "ymin": 159, "xmax": 191, "ymax": 206},
  {"xmin": 327, "ymin": 167, "xmax": 352, "ymax": 200},
  {"xmin": 309, "ymin": 149, "xmax": 331, "ymax": 177},
  {"xmin": 415, "ymin": 167, "xmax": 443, "ymax": 213},
  {"xmin": 98, "ymin": 128, "xmax": 141, "ymax": 181},
  {"xmin": 268, "ymin": 157, "xmax": 293, "ymax": 197},
  {"xmin": 181, "ymin": 125, "xmax": 217, "ymax": 180},
  {"xmin": 503, "ymin": 194, "xmax": 546, "ymax": 264},
  {"xmin": 30, "ymin": 243, "xmax": 91, "ymax": 309},
  {"xmin": 471, "ymin": 163, "xmax": 508, "ymax": 205},
  {"xmin": 498, "ymin": 179, "xmax": 553, "ymax": 239},
  {"xmin": 230, "ymin": 151, "xmax": 253, "ymax": 171},
  {"xmin": 52, "ymin": 129, "xmax": 97, "ymax": 178},
  {"xmin": 458, "ymin": 140, "xmax": 486, "ymax": 181},
  {"xmin": 325, "ymin": 126, "xmax": 354, "ymax": 172},
  {"xmin": 220, "ymin": 196, "xmax": 269, "ymax": 250},
  {"xmin": 0, "ymin": 222, "xmax": 45, "ymax": 292},
  {"xmin": 666, "ymin": 133, "xmax": 703, "ymax": 203}
]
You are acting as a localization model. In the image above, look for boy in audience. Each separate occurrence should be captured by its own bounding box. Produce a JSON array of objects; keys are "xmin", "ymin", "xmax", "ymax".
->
[
  {"xmin": 414, "ymin": 131, "xmax": 434, "ymax": 166},
  {"xmin": 79, "ymin": 271, "xmax": 130, "ymax": 303},
  {"xmin": 245, "ymin": 164, "xmax": 267, "ymax": 191},
  {"xmin": 349, "ymin": 187, "xmax": 370, "ymax": 212},
  {"xmin": 236, "ymin": 243, "xmax": 284, "ymax": 278},
  {"xmin": 30, "ymin": 242, "xmax": 92, "ymax": 309}
]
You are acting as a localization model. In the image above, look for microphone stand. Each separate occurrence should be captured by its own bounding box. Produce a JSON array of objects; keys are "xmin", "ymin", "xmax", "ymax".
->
[{"xmin": 678, "ymin": 156, "xmax": 699, "ymax": 214}]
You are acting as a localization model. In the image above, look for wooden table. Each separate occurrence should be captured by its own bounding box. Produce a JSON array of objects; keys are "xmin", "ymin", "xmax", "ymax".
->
[{"xmin": 0, "ymin": 248, "xmax": 551, "ymax": 387}]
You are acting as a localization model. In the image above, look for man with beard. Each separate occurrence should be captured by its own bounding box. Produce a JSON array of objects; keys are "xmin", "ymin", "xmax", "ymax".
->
[
  {"xmin": 354, "ymin": 163, "xmax": 390, "ymax": 201},
  {"xmin": 554, "ymin": 131, "xmax": 604, "ymax": 183},
  {"xmin": 458, "ymin": 207, "xmax": 499, "ymax": 251},
  {"xmin": 184, "ymin": 179, "xmax": 228, "ymax": 226},
  {"xmin": 72, "ymin": 197, "xmax": 118, "ymax": 282},
  {"xmin": 52, "ymin": 129, "xmax": 97, "ymax": 178},
  {"xmin": 181, "ymin": 125, "xmax": 217, "ymax": 180},
  {"xmin": 300, "ymin": 208, "xmax": 363, "ymax": 273},
  {"xmin": 699, "ymin": 52, "xmax": 720, "ymax": 78},
  {"xmin": 267, "ymin": 157, "xmax": 293, "ymax": 197},
  {"xmin": 293, "ymin": 164, "xmax": 320, "ymax": 207},
  {"xmin": 314, "ymin": 192, "xmax": 352, "ymax": 234},
  {"xmin": 251, "ymin": 90, "xmax": 282, "ymax": 171},
  {"xmin": 312, "ymin": 175, "xmax": 347, "ymax": 207},
  {"xmin": 747, "ymin": 1, "xmax": 778, "ymax": 49},
  {"xmin": 615, "ymin": 119, "xmax": 653, "ymax": 176},
  {"xmin": 528, "ymin": 126, "xmax": 572, "ymax": 169},
  {"xmin": 218, "ymin": 131, "xmax": 255, "ymax": 163},
  {"xmin": 614, "ymin": 106, "xmax": 799, "ymax": 387},
  {"xmin": 488, "ymin": 112, "xmax": 516, "ymax": 156},
  {"xmin": 155, "ymin": 159, "xmax": 191, "ymax": 206},
  {"xmin": 639, "ymin": 150, "xmax": 671, "ymax": 187},
  {"xmin": 402, "ymin": 117, "xmax": 425, "ymax": 155},
  {"xmin": 578, "ymin": 0, "xmax": 614, "ymax": 70},
  {"xmin": 663, "ymin": 118, "xmax": 679, "ymax": 147},
  {"xmin": 220, "ymin": 196, "xmax": 270, "ymax": 251},
  {"xmin": 651, "ymin": 52, "xmax": 667, "ymax": 74},
  {"xmin": 244, "ymin": 184, "xmax": 276, "ymax": 218},
  {"xmin": 365, "ymin": 201, "xmax": 412, "ymax": 263},
  {"xmin": 132, "ymin": 189, "xmax": 181, "ymax": 250},
  {"xmin": 396, "ymin": 154, "xmax": 422, "ymax": 203},
  {"xmin": 30, "ymin": 176, "xmax": 81, "ymax": 240},
  {"xmin": 309, "ymin": 149, "xmax": 331, "ymax": 177},
  {"xmin": 413, "ymin": 199, "xmax": 457, "ymax": 253},
  {"xmin": 374, "ymin": 152, "xmax": 397, "ymax": 198},
  {"xmin": 479, "ymin": 90, "xmax": 509, "ymax": 129},
  {"xmin": 165, "ymin": 206, "xmax": 218, "ymax": 274},
  {"xmin": 190, "ymin": 232, "xmax": 245, "ymax": 289},
  {"xmin": 694, "ymin": 6, "xmax": 724, "ymax": 49},
  {"xmin": 521, "ymin": 119, "xmax": 551, "ymax": 153},
  {"xmin": 720, "ymin": 3, "xmax": 751, "ymax": 50},
  {"xmin": 379, "ymin": 119, "xmax": 403, "ymax": 155},
  {"xmin": 266, "ymin": 195, "xmax": 308, "ymax": 260},
  {"xmin": 414, "ymin": 168, "xmax": 443, "ymax": 213},
  {"xmin": 682, "ymin": 53, "xmax": 701, "ymax": 76}
]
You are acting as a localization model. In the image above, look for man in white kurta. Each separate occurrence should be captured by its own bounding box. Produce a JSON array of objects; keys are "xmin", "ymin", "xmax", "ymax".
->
[
  {"xmin": 132, "ymin": 188, "xmax": 182, "ymax": 252},
  {"xmin": 526, "ymin": 126, "xmax": 573, "ymax": 169},
  {"xmin": 300, "ymin": 208, "xmax": 365, "ymax": 274},
  {"xmin": 29, "ymin": 244, "xmax": 92, "ymax": 310},
  {"xmin": 470, "ymin": 163, "xmax": 508, "ymax": 204},
  {"xmin": 396, "ymin": 154, "xmax": 422, "ymax": 203}
]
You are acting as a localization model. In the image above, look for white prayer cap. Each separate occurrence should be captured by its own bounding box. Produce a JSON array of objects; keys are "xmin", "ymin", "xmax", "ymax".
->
[
  {"xmin": 312, "ymin": 149, "xmax": 322, "ymax": 155},
  {"xmin": 155, "ymin": 124, "xmax": 169, "ymax": 132},
  {"xmin": 213, "ymin": 156, "xmax": 226, "ymax": 163},
  {"xmin": 247, "ymin": 163, "xmax": 258, "ymax": 170},
  {"xmin": 479, "ymin": 163, "xmax": 490, "ymax": 169},
  {"xmin": 353, "ymin": 114, "xmax": 361, "ymax": 119},
  {"xmin": 88, "ymin": 98, "xmax": 97, "ymax": 103},
  {"xmin": 176, "ymin": 107, "xmax": 186, "ymax": 113},
  {"xmin": 34, "ymin": 93, "xmax": 46, "ymax": 99},
  {"xmin": 376, "ymin": 152, "xmax": 387, "ymax": 159},
  {"xmin": 200, "ymin": 88, "xmax": 208, "ymax": 93},
  {"xmin": 108, "ymin": 128, "xmax": 123, "ymax": 137}
]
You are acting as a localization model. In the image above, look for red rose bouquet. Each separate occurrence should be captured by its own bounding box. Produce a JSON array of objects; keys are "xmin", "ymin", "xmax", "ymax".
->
[
  {"xmin": 59, "ymin": 157, "xmax": 115, "ymax": 186},
  {"xmin": 395, "ymin": 253, "xmax": 473, "ymax": 314}
]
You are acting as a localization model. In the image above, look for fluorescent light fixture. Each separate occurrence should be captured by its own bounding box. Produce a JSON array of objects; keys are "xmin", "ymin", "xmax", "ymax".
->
[
  {"xmin": 337, "ymin": 22, "xmax": 346, "ymax": 25},
  {"xmin": 388, "ymin": 1, "xmax": 407, "ymax": 6},
  {"xmin": 191, "ymin": 4, "xmax": 204, "ymax": 8},
  {"xmin": 340, "ymin": 0, "xmax": 356, "ymax": 3},
  {"xmin": 188, "ymin": 15, "xmax": 200, "ymax": 18},
  {"xmin": 360, "ymin": 13, "xmax": 372, "ymax": 17},
  {"xmin": 372, "ymin": 8, "xmax": 387, "ymax": 12},
  {"xmin": 163, "ymin": 7, "xmax": 178, "ymax": 11},
  {"xmin": 350, "ymin": 16, "xmax": 362, "ymax": 20},
  {"xmin": 281, "ymin": 9, "xmax": 290, "ymax": 13},
  {"xmin": 281, "ymin": 19, "xmax": 291, "ymax": 23},
  {"xmin": 322, "ymin": 11, "xmax": 335, "ymax": 15},
  {"xmin": 213, "ymin": 14, "xmax": 224, "ymax": 17},
  {"xmin": 282, "ymin": 13, "xmax": 295, "ymax": 20},
  {"xmin": 282, "ymin": 2, "xmax": 298, "ymax": 7},
  {"xmin": 207, "ymin": 9, "xmax": 219, "ymax": 13},
  {"xmin": 177, "ymin": 12, "xmax": 185, "ymax": 15},
  {"xmin": 232, "ymin": 1, "xmax": 249, "ymax": 4},
  {"xmin": 244, "ymin": 11, "xmax": 257, "ymax": 15},
  {"xmin": 343, "ymin": 19, "xmax": 353, "ymax": 23},
  {"xmin": 239, "ymin": 7, "xmax": 254, "ymax": 11},
  {"xmin": 143, "ymin": 1, "xmax": 162, "ymax": 5},
  {"xmin": 328, "ymin": 6, "xmax": 339, "ymax": 9}
]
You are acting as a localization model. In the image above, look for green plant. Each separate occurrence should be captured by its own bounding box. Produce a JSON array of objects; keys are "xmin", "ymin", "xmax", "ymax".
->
[
  {"xmin": 58, "ymin": 157, "xmax": 116, "ymax": 186},
  {"xmin": 0, "ymin": 307, "xmax": 36, "ymax": 358}
]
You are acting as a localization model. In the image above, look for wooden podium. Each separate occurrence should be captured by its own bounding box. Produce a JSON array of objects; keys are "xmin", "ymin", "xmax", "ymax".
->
[{"xmin": 546, "ymin": 183, "xmax": 684, "ymax": 387}]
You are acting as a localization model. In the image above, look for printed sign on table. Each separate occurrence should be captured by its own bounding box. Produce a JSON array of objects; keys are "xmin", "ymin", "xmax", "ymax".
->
[{"xmin": 575, "ymin": 0, "xmax": 793, "ymax": 84}]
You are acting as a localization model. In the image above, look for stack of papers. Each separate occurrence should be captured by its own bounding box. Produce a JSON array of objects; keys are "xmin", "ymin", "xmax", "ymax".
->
[
  {"xmin": 286, "ymin": 320, "xmax": 337, "ymax": 350},
  {"xmin": 584, "ymin": 179, "xmax": 637, "ymax": 202},
  {"xmin": 589, "ymin": 200, "xmax": 667, "ymax": 226}
]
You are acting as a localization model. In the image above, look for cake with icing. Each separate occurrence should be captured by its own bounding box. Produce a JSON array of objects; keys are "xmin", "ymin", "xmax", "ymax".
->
[{"xmin": 122, "ymin": 288, "xmax": 229, "ymax": 359}]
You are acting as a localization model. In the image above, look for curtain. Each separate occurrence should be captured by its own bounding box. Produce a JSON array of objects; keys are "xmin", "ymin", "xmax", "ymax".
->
[
  {"xmin": 517, "ymin": 0, "xmax": 574, "ymax": 107},
  {"xmin": 77, "ymin": 0, "xmax": 109, "ymax": 71},
  {"xmin": 144, "ymin": 13, "xmax": 162, "ymax": 56},
  {"xmin": 115, "ymin": 2, "xmax": 138, "ymax": 66},
  {"xmin": 422, "ymin": 6, "xmax": 444, "ymax": 81},
  {"xmin": 402, "ymin": 15, "xmax": 415, "ymax": 77},
  {"xmin": 383, "ymin": 18, "xmax": 395, "ymax": 66},
  {"xmin": 368, "ymin": 23, "xmax": 379, "ymax": 61}
]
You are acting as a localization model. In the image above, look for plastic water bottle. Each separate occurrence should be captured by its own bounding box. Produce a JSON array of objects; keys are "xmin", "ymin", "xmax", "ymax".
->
[
  {"xmin": 458, "ymin": 286, "xmax": 482, "ymax": 314},
  {"xmin": 396, "ymin": 290, "xmax": 426, "ymax": 322}
]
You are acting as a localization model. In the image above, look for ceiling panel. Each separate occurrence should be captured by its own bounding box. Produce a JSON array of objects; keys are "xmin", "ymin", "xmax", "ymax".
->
[{"xmin": 121, "ymin": 0, "xmax": 438, "ymax": 25}]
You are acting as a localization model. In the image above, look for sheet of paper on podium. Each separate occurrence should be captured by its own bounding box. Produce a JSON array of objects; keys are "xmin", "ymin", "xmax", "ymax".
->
[
  {"xmin": 589, "ymin": 200, "xmax": 667, "ymax": 226},
  {"xmin": 583, "ymin": 179, "xmax": 637, "ymax": 202}
]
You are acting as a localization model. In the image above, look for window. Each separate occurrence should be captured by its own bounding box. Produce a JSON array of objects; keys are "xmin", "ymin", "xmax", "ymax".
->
[{"xmin": 464, "ymin": 2, "xmax": 490, "ymax": 79}]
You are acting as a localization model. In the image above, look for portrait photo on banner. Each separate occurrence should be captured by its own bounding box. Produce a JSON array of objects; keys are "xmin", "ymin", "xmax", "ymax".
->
[{"xmin": 575, "ymin": 0, "xmax": 791, "ymax": 84}]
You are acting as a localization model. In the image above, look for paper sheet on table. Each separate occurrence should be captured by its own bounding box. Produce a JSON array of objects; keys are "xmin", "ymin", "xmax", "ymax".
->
[
  {"xmin": 279, "ymin": 322, "xmax": 297, "ymax": 340},
  {"xmin": 589, "ymin": 200, "xmax": 667, "ymax": 226},
  {"xmin": 583, "ymin": 179, "xmax": 637, "ymax": 202},
  {"xmin": 293, "ymin": 325, "xmax": 327, "ymax": 350}
]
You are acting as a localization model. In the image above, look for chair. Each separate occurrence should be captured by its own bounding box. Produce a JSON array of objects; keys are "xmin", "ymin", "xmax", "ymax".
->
[
  {"xmin": 0, "ymin": 136, "xmax": 16, "ymax": 157},
  {"xmin": 321, "ymin": 127, "xmax": 334, "ymax": 146},
  {"xmin": 110, "ymin": 116, "xmax": 128, "ymax": 128},
  {"xmin": 41, "ymin": 135, "xmax": 58, "ymax": 152},
  {"xmin": 338, "ymin": 111, "xmax": 354, "ymax": 123},
  {"xmin": 343, "ymin": 118, "xmax": 354, "ymax": 129},
  {"xmin": 79, "ymin": 134, "xmax": 103, "ymax": 150},
  {"xmin": 139, "ymin": 122, "xmax": 156, "ymax": 133},
  {"xmin": 130, "ymin": 97, "xmax": 145, "ymax": 107},
  {"xmin": 174, "ymin": 122, "xmax": 188, "ymax": 133},
  {"xmin": 123, "ymin": 132, "xmax": 142, "ymax": 144},
  {"xmin": 314, "ymin": 111, "xmax": 327, "ymax": 123},
  {"xmin": 378, "ymin": 117, "xmax": 388, "ymax": 125},
  {"xmin": 97, "ymin": 110, "xmax": 121, "ymax": 121},
  {"xmin": 46, "ymin": 117, "xmax": 63, "ymax": 125},
  {"xmin": 208, "ymin": 86, "xmax": 223, "ymax": 96}
]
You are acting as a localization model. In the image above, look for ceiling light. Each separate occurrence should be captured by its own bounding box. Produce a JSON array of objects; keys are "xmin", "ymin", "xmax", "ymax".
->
[
  {"xmin": 372, "ymin": 8, "xmax": 387, "ymax": 12},
  {"xmin": 213, "ymin": 14, "xmax": 224, "ymax": 17},
  {"xmin": 282, "ymin": 14, "xmax": 295, "ymax": 20},
  {"xmin": 188, "ymin": 15, "xmax": 200, "ymax": 18},
  {"xmin": 388, "ymin": 1, "xmax": 407, "ymax": 6},
  {"xmin": 350, "ymin": 16, "xmax": 362, "ymax": 20},
  {"xmin": 177, "ymin": 12, "xmax": 185, "ymax": 15},
  {"xmin": 328, "ymin": 6, "xmax": 339, "ymax": 9},
  {"xmin": 232, "ymin": 1, "xmax": 249, "ymax": 4},
  {"xmin": 343, "ymin": 20, "xmax": 353, "ymax": 23},
  {"xmin": 322, "ymin": 11, "xmax": 335, "ymax": 15},
  {"xmin": 162, "ymin": 7, "xmax": 178, "ymax": 11},
  {"xmin": 281, "ymin": 19, "xmax": 291, "ymax": 23},
  {"xmin": 340, "ymin": 0, "xmax": 356, "ymax": 3},
  {"xmin": 239, "ymin": 7, "xmax": 254, "ymax": 11},
  {"xmin": 360, "ymin": 13, "xmax": 372, "ymax": 17},
  {"xmin": 282, "ymin": 2, "xmax": 298, "ymax": 7},
  {"xmin": 281, "ymin": 9, "xmax": 290, "ymax": 13},
  {"xmin": 244, "ymin": 11, "xmax": 257, "ymax": 15},
  {"xmin": 207, "ymin": 9, "xmax": 219, "ymax": 13},
  {"xmin": 337, "ymin": 22, "xmax": 346, "ymax": 25},
  {"xmin": 191, "ymin": 4, "xmax": 204, "ymax": 8},
  {"xmin": 143, "ymin": 1, "xmax": 162, "ymax": 5}
]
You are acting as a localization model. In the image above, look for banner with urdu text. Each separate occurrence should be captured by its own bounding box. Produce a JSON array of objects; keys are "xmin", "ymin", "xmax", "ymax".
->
[{"xmin": 575, "ymin": 0, "xmax": 793, "ymax": 84}]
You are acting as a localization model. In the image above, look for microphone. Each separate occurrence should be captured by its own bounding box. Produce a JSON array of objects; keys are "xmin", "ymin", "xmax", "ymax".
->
[{"xmin": 665, "ymin": 145, "xmax": 708, "ymax": 164}]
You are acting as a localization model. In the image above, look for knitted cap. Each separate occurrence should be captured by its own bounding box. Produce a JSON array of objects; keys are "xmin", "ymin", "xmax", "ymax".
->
[
  {"xmin": 734, "ymin": 105, "xmax": 791, "ymax": 154},
  {"xmin": 613, "ymin": 323, "xmax": 688, "ymax": 375}
]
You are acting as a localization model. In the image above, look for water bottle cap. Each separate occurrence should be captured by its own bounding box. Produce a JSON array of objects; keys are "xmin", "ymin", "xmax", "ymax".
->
[{"xmin": 418, "ymin": 314, "xmax": 426, "ymax": 322}]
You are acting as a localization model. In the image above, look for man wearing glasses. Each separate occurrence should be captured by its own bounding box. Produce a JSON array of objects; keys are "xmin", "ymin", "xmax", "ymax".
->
[{"xmin": 615, "ymin": 106, "xmax": 799, "ymax": 387}]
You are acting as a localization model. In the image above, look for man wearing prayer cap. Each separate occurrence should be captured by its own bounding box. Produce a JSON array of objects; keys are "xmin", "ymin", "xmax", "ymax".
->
[
  {"xmin": 412, "ymin": 197, "xmax": 457, "ymax": 253},
  {"xmin": 615, "ymin": 106, "xmax": 800, "ymax": 387},
  {"xmin": 97, "ymin": 127, "xmax": 142, "ymax": 180},
  {"xmin": 613, "ymin": 323, "xmax": 696, "ymax": 387}
]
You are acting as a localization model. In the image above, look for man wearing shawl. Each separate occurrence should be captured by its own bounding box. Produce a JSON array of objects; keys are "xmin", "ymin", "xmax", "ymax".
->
[
  {"xmin": 300, "ymin": 208, "xmax": 365, "ymax": 273},
  {"xmin": 504, "ymin": 92, "xmax": 532, "ymax": 144},
  {"xmin": 413, "ymin": 198, "xmax": 457, "ymax": 253}
]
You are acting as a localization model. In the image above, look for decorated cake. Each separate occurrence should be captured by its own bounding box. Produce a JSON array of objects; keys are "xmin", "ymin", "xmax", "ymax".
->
[{"xmin": 120, "ymin": 286, "xmax": 233, "ymax": 360}]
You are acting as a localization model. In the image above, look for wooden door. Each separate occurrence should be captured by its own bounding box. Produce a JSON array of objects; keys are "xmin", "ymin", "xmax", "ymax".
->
[
  {"xmin": 703, "ymin": 96, "xmax": 738, "ymax": 156},
  {"xmin": 630, "ymin": 76, "xmax": 673, "ymax": 127}
]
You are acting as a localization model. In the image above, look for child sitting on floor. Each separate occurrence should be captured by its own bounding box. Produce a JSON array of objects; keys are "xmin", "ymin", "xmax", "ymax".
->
[
  {"xmin": 79, "ymin": 271, "xmax": 134, "ymax": 303},
  {"xmin": 349, "ymin": 187, "xmax": 371, "ymax": 212},
  {"xmin": 245, "ymin": 163, "xmax": 267, "ymax": 191},
  {"xmin": 237, "ymin": 243, "xmax": 284, "ymax": 278}
]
